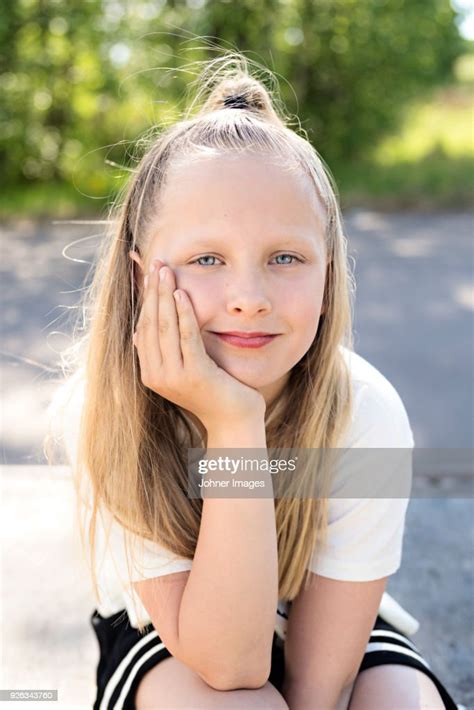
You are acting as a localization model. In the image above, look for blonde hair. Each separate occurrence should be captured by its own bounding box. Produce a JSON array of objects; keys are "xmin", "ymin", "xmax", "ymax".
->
[{"xmin": 44, "ymin": 52, "xmax": 355, "ymax": 633}]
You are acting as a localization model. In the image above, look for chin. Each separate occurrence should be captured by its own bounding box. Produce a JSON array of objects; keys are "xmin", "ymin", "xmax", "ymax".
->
[{"xmin": 220, "ymin": 360, "xmax": 280, "ymax": 389}]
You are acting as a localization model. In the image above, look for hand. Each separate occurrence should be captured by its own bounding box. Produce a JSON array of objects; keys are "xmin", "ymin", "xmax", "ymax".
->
[{"xmin": 133, "ymin": 259, "xmax": 266, "ymax": 431}]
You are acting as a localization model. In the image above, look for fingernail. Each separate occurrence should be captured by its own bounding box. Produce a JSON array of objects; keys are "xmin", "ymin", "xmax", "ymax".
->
[
  {"xmin": 144, "ymin": 275, "xmax": 149, "ymax": 289},
  {"xmin": 159, "ymin": 267, "xmax": 167, "ymax": 282},
  {"xmin": 149, "ymin": 262, "xmax": 156, "ymax": 274}
]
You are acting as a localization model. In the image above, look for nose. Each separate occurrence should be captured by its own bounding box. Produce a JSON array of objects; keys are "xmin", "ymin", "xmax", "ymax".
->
[{"xmin": 225, "ymin": 274, "xmax": 272, "ymax": 316}]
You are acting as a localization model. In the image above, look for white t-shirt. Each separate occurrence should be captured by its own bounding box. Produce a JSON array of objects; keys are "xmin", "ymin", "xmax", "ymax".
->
[{"xmin": 49, "ymin": 346, "xmax": 417, "ymax": 640}]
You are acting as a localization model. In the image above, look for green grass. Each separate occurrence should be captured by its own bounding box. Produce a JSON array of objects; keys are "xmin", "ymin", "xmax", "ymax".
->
[
  {"xmin": 373, "ymin": 85, "xmax": 473, "ymax": 164},
  {"xmin": 334, "ymin": 82, "xmax": 473, "ymax": 211},
  {"xmin": 335, "ymin": 149, "xmax": 473, "ymax": 211}
]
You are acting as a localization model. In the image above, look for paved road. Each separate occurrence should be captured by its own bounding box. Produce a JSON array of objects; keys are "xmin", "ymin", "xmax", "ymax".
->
[
  {"xmin": 1, "ymin": 210, "xmax": 473, "ymax": 707},
  {"xmin": 1, "ymin": 209, "xmax": 473, "ymax": 463}
]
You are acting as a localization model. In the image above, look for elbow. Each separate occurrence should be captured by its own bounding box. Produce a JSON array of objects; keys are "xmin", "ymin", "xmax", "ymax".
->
[
  {"xmin": 183, "ymin": 631, "xmax": 274, "ymax": 690},
  {"xmin": 178, "ymin": 640, "xmax": 271, "ymax": 691}
]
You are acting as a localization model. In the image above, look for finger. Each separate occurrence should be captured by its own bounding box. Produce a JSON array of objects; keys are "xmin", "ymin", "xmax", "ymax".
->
[
  {"xmin": 134, "ymin": 257, "xmax": 164, "ymax": 348},
  {"xmin": 157, "ymin": 265, "xmax": 182, "ymax": 368},
  {"xmin": 135, "ymin": 261, "xmax": 163, "ymax": 374},
  {"xmin": 173, "ymin": 289, "xmax": 208, "ymax": 368}
]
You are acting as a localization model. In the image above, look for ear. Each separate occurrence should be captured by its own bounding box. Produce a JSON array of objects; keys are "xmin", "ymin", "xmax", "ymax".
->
[{"xmin": 128, "ymin": 250, "xmax": 145, "ymax": 291}]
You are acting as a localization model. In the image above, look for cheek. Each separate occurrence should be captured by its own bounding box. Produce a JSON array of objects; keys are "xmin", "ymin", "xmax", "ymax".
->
[
  {"xmin": 280, "ymin": 281, "xmax": 324, "ymax": 325},
  {"xmin": 174, "ymin": 273, "xmax": 218, "ymax": 326}
]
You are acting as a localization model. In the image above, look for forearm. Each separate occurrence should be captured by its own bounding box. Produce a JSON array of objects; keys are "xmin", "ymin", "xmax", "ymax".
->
[{"xmin": 178, "ymin": 417, "xmax": 279, "ymax": 686}]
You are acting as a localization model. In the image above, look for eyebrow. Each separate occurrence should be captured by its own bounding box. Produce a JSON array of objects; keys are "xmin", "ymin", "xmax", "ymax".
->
[{"xmin": 182, "ymin": 234, "xmax": 318, "ymax": 250}]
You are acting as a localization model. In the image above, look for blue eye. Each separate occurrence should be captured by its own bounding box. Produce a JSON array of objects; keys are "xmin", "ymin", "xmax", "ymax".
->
[
  {"xmin": 191, "ymin": 253, "xmax": 302, "ymax": 267},
  {"xmin": 192, "ymin": 255, "xmax": 222, "ymax": 266},
  {"xmin": 273, "ymin": 253, "xmax": 301, "ymax": 265}
]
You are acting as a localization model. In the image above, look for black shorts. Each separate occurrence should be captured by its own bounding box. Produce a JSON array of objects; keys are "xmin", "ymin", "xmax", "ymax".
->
[{"xmin": 90, "ymin": 608, "xmax": 460, "ymax": 710}]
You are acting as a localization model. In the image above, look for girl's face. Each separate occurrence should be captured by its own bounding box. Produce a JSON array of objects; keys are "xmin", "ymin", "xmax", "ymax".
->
[{"xmin": 133, "ymin": 153, "xmax": 328, "ymax": 407}]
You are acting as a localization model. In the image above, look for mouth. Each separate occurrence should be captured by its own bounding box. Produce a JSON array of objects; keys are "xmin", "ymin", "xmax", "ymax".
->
[{"xmin": 210, "ymin": 332, "xmax": 280, "ymax": 349}]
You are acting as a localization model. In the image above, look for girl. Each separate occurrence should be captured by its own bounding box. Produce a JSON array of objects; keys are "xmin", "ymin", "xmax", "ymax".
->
[{"xmin": 46, "ymin": 55, "xmax": 460, "ymax": 709}]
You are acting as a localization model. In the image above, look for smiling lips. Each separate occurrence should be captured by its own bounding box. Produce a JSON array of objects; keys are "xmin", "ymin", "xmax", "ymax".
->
[{"xmin": 210, "ymin": 331, "xmax": 280, "ymax": 349}]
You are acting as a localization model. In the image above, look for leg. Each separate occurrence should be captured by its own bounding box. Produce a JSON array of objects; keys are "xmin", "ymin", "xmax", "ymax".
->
[
  {"xmin": 348, "ymin": 664, "xmax": 446, "ymax": 710},
  {"xmin": 135, "ymin": 655, "xmax": 290, "ymax": 709}
]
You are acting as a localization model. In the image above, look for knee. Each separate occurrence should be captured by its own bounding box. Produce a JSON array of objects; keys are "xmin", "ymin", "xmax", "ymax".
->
[
  {"xmin": 135, "ymin": 657, "xmax": 289, "ymax": 710},
  {"xmin": 348, "ymin": 665, "xmax": 445, "ymax": 710}
]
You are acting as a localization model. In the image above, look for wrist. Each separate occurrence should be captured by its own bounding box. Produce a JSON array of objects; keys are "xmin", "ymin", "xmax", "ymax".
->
[
  {"xmin": 204, "ymin": 411, "xmax": 266, "ymax": 437},
  {"xmin": 206, "ymin": 419, "xmax": 267, "ymax": 449}
]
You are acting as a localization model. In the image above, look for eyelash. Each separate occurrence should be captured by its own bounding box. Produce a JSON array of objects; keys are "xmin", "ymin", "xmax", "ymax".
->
[{"xmin": 190, "ymin": 253, "xmax": 304, "ymax": 267}]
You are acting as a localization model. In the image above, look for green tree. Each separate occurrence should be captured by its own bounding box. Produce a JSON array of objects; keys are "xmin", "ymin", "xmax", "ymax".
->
[{"xmin": 0, "ymin": 0, "xmax": 467, "ymax": 201}]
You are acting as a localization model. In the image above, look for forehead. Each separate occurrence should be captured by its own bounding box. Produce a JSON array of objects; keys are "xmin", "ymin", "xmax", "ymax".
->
[{"xmin": 151, "ymin": 153, "xmax": 327, "ymax": 249}]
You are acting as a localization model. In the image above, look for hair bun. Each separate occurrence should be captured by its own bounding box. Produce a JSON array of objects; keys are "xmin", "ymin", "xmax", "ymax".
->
[
  {"xmin": 194, "ymin": 66, "xmax": 283, "ymax": 126},
  {"xmin": 210, "ymin": 76, "xmax": 267, "ymax": 115},
  {"xmin": 223, "ymin": 92, "xmax": 250, "ymax": 110}
]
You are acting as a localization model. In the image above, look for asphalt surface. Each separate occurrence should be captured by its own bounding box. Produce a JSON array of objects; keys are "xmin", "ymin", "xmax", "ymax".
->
[{"xmin": 1, "ymin": 209, "xmax": 473, "ymax": 707}]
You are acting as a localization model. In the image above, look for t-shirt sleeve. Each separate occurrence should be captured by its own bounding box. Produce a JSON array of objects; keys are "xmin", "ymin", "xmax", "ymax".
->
[
  {"xmin": 96, "ymin": 509, "xmax": 193, "ymax": 585},
  {"xmin": 308, "ymin": 377, "xmax": 415, "ymax": 582},
  {"xmin": 94, "ymin": 509, "xmax": 192, "ymax": 627}
]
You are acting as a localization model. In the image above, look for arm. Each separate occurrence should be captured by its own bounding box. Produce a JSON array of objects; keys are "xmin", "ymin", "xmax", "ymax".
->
[
  {"xmin": 135, "ymin": 416, "xmax": 279, "ymax": 690},
  {"xmin": 131, "ymin": 264, "xmax": 279, "ymax": 688},
  {"xmin": 281, "ymin": 573, "xmax": 388, "ymax": 710},
  {"xmin": 179, "ymin": 417, "xmax": 278, "ymax": 687}
]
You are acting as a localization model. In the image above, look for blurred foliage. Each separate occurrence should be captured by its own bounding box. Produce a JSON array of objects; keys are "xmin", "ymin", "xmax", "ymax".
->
[
  {"xmin": 374, "ymin": 86, "xmax": 473, "ymax": 164},
  {"xmin": 0, "ymin": 0, "xmax": 470, "ymax": 215}
]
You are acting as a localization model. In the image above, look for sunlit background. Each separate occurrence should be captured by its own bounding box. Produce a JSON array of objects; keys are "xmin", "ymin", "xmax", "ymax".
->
[{"xmin": 0, "ymin": 0, "xmax": 472, "ymax": 216}]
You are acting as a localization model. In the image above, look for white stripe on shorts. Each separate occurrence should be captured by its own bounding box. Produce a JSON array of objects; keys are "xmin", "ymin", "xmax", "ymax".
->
[
  {"xmin": 99, "ymin": 630, "xmax": 162, "ymax": 710},
  {"xmin": 114, "ymin": 643, "xmax": 169, "ymax": 710},
  {"xmin": 369, "ymin": 628, "xmax": 420, "ymax": 653},
  {"xmin": 364, "ymin": 641, "xmax": 431, "ymax": 671}
]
